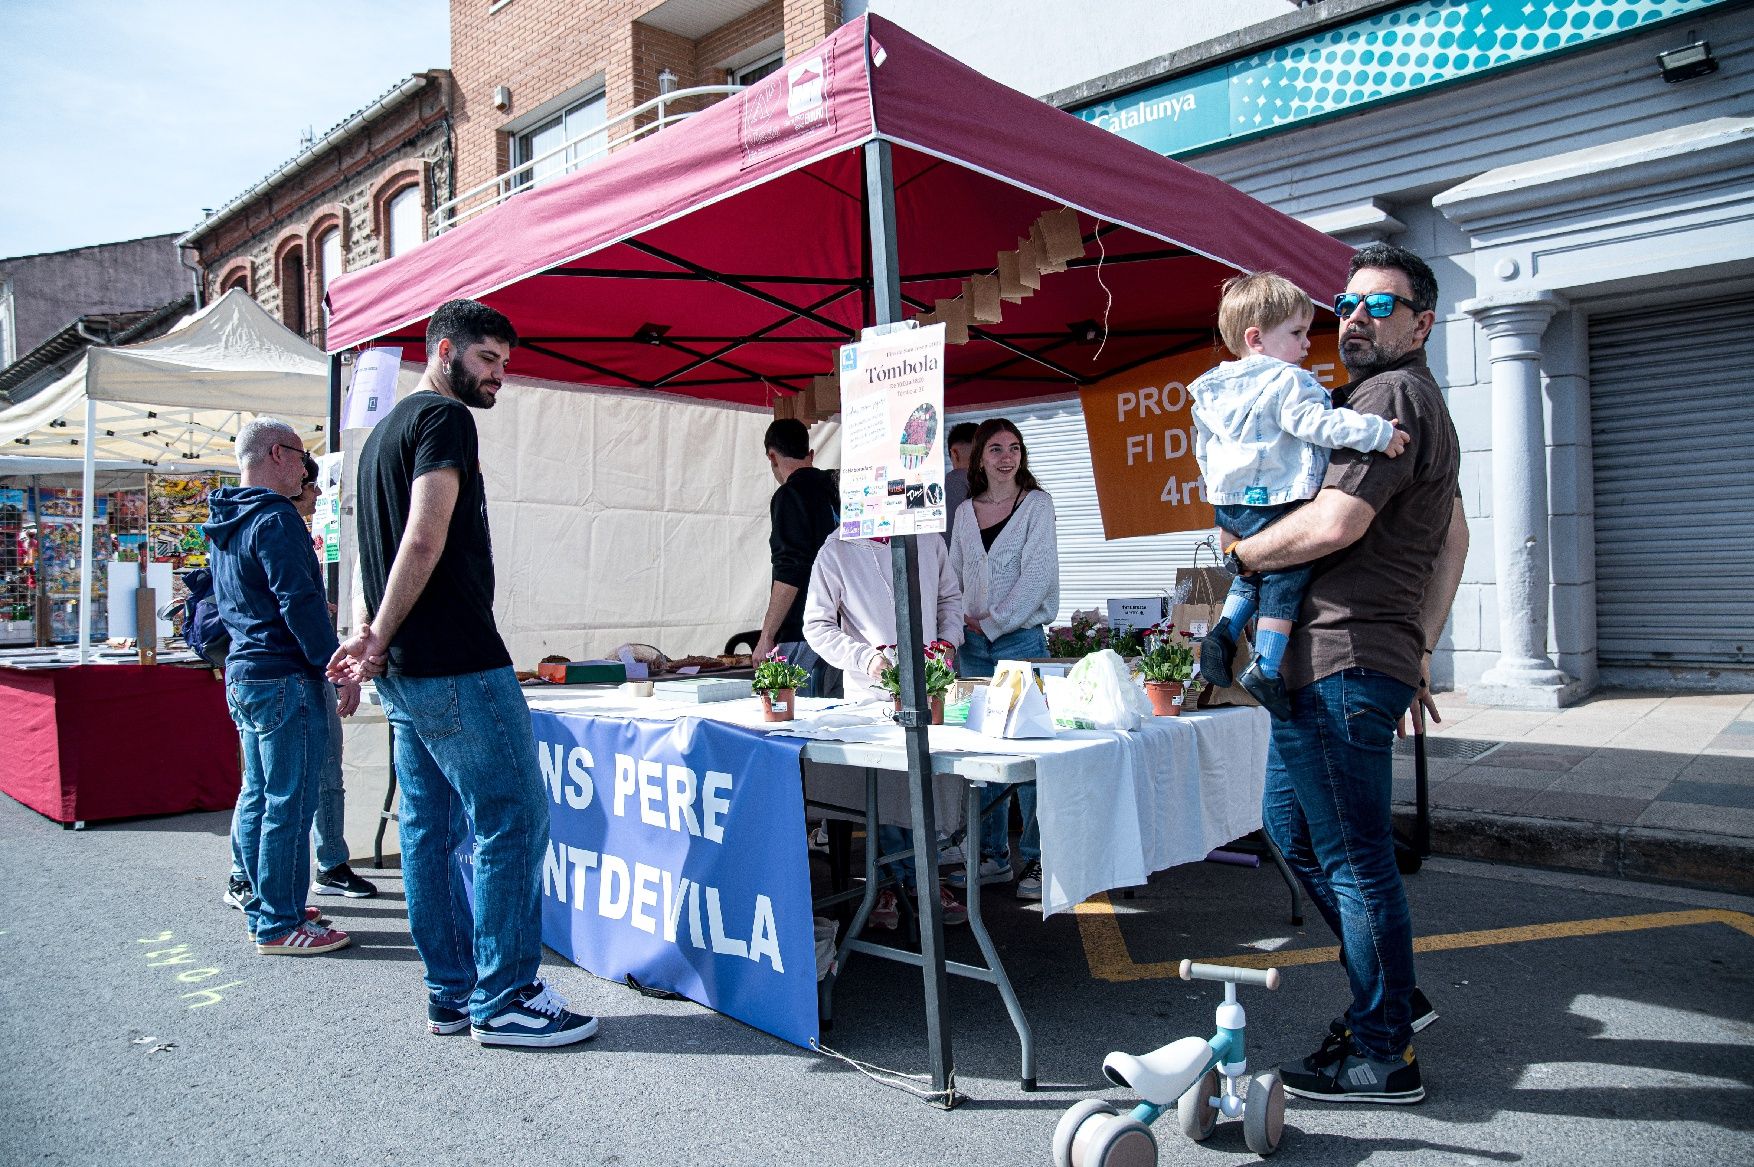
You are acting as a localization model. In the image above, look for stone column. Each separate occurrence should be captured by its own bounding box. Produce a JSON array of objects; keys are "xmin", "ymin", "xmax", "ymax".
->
[{"xmin": 1461, "ymin": 291, "xmax": 1585, "ymax": 709}]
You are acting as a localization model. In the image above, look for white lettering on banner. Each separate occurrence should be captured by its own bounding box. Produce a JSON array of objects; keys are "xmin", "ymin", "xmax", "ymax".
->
[
  {"xmin": 638, "ymin": 759, "xmax": 666, "ymax": 829},
  {"xmin": 666, "ymin": 765, "xmax": 702, "ymax": 835},
  {"xmin": 613, "ymin": 754, "xmax": 636, "ymax": 817},
  {"xmin": 543, "ymin": 842, "xmax": 787, "ymax": 972},
  {"xmin": 703, "ymin": 771, "xmax": 732, "ymax": 844},
  {"xmin": 631, "ymin": 863, "xmax": 661, "ymax": 935},
  {"xmin": 1093, "ymin": 90, "xmax": 1199, "ymax": 133},
  {"xmin": 1115, "ymin": 382, "xmax": 1188, "ymax": 422},
  {"xmin": 540, "ymin": 742, "xmax": 597, "ymax": 810},
  {"xmin": 599, "ymin": 854, "xmax": 631, "ymax": 920}
]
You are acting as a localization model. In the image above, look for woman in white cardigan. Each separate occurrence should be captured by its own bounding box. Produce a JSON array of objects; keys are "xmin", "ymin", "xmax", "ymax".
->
[{"xmin": 946, "ymin": 417, "xmax": 1060, "ymax": 900}]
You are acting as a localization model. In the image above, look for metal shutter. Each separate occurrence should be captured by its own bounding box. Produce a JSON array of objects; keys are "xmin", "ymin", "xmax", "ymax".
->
[
  {"xmin": 949, "ymin": 399, "xmax": 1216, "ymax": 623},
  {"xmin": 1590, "ymin": 294, "xmax": 1754, "ymax": 666}
]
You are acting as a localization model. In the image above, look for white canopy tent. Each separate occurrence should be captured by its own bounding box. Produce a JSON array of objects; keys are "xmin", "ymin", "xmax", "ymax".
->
[{"xmin": 0, "ymin": 289, "xmax": 330, "ymax": 659}]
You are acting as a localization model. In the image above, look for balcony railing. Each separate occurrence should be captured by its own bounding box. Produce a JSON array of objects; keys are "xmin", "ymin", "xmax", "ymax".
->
[{"xmin": 433, "ymin": 85, "xmax": 746, "ymax": 233}]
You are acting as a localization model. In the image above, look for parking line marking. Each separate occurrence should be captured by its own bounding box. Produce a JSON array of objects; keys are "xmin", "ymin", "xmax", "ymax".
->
[{"xmin": 1073, "ymin": 896, "xmax": 1754, "ymax": 982}]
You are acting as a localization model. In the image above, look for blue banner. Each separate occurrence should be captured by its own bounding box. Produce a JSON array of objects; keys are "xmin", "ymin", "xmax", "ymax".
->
[{"xmin": 527, "ymin": 709, "xmax": 816, "ymax": 1048}]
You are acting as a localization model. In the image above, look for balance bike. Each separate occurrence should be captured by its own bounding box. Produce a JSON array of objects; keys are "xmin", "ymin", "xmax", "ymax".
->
[{"xmin": 1053, "ymin": 960, "xmax": 1287, "ymax": 1164}]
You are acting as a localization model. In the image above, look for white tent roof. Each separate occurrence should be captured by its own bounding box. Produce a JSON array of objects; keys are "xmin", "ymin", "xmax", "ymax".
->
[{"xmin": 0, "ymin": 289, "xmax": 329, "ymax": 466}]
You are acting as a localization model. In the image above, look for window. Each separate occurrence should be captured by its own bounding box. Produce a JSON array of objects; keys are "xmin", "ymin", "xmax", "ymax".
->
[
  {"xmin": 513, "ymin": 91, "xmax": 606, "ymax": 189},
  {"xmin": 732, "ymin": 53, "xmax": 784, "ymax": 87},
  {"xmin": 318, "ymin": 228, "xmax": 343, "ymax": 298},
  {"xmin": 387, "ymin": 185, "xmax": 424, "ymax": 257},
  {"xmin": 280, "ymin": 247, "xmax": 305, "ymax": 333}
]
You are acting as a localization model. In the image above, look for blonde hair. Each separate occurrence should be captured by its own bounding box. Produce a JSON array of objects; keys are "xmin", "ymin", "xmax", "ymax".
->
[{"xmin": 1216, "ymin": 272, "xmax": 1314, "ymax": 358}]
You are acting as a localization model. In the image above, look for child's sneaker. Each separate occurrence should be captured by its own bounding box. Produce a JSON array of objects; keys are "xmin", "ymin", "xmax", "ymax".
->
[
  {"xmin": 223, "ymin": 876, "xmax": 251, "ymax": 911},
  {"xmin": 1015, "ymin": 858, "xmax": 1043, "ymax": 901},
  {"xmin": 428, "ymin": 996, "xmax": 471, "ymax": 1036},
  {"xmin": 937, "ymin": 886, "xmax": 968, "ymax": 927},
  {"xmin": 256, "ymin": 920, "xmax": 351, "ymax": 956},
  {"xmin": 471, "ymin": 980, "xmax": 599, "ymax": 1048},
  {"xmin": 1238, "ymin": 660, "xmax": 1293, "ymax": 720},
  {"xmin": 313, "ymin": 863, "xmax": 378, "ymax": 898},
  {"xmin": 945, "ymin": 857, "xmax": 1013, "ymax": 888},
  {"xmin": 1200, "ymin": 623, "xmax": 1237, "ymax": 688},
  {"xmin": 867, "ymin": 889, "xmax": 900, "ymax": 930}
]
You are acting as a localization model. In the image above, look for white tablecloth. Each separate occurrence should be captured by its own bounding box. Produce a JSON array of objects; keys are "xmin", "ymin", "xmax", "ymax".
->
[{"xmin": 518, "ymin": 686, "xmax": 1270, "ymax": 916}]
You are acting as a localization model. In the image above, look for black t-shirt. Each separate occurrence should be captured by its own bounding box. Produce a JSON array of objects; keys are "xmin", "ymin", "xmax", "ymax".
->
[
  {"xmin": 769, "ymin": 465, "xmax": 840, "ymax": 642},
  {"xmin": 356, "ymin": 392, "xmax": 512, "ymax": 677}
]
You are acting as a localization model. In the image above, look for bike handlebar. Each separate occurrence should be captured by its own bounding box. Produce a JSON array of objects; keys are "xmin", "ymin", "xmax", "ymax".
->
[{"xmin": 1179, "ymin": 960, "xmax": 1281, "ymax": 990}]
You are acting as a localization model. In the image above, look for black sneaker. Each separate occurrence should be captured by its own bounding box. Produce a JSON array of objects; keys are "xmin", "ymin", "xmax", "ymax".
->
[
  {"xmin": 313, "ymin": 864, "xmax": 378, "ymax": 898},
  {"xmin": 472, "ymin": 980, "xmax": 600, "ymax": 1048},
  {"xmin": 1282, "ymin": 1041, "xmax": 1424, "ymax": 1104},
  {"xmin": 1410, "ymin": 986, "xmax": 1438, "ymax": 1033},
  {"xmin": 1238, "ymin": 660, "xmax": 1293, "ymax": 720},
  {"xmin": 1200, "ymin": 623, "xmax": 1237, "ymax": 688},
  {"xmin": 223, "ymin": 876, "xmax": 252, "ymax": 911},
  {"xmin": 428, "ymin": 996, "xmax": 470, "ymax": 1036}
]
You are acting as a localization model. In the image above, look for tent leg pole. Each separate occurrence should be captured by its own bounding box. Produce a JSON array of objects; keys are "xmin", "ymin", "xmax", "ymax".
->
[
  {"xmin": 77, "ymin": 396, "xmax": 96, "ymax": 663},
  {"xmin": 864, "ymin": 136, "xmax": 955, "ymax": 1106},
  {"xmin": 325, "ymin": 352, "xmax": 343, "ymax": 612}
]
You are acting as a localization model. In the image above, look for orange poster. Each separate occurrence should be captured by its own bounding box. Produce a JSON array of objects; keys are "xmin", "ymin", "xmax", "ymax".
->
[{"xmin": 1078, "ymin": 332, "xmax": 1343, "ymax": 540}]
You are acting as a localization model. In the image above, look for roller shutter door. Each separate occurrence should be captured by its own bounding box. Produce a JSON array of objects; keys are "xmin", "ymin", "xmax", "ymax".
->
[
  {"xmin": 949, "ymin": 399, "xmax": 1215, "ymax": 623},
  {"xmin": 1590, "ymin": 295, "xmax": 1754, "ymax": 666}
]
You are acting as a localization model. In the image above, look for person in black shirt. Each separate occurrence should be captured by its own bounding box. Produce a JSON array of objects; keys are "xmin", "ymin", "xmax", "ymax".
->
[
  {"xmin": 753, "ymin": 418, "xmax": 841, "ymax": 698},
  {"xmin": 332, "ymin": 299, "xmax": 597, "ymax": 1049}
]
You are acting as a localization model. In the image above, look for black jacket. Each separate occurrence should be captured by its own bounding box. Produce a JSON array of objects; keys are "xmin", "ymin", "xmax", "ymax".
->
[{"xmin": 769, "ymin": 466, "xmax": 840, "ymax": 642}]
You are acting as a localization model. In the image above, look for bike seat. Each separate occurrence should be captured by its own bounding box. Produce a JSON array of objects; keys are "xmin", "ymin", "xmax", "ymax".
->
[{"xmin": 1102, "ymin": 1036, "xmax": 1213, "ymax": 1106}]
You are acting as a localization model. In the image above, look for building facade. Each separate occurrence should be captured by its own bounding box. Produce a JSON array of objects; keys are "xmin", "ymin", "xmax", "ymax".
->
[
  {"xmin": 0, "ymin": 235, "xmax": 188, "ymax": 378},
  {"xmin": 179, "ymin": 71, "xmax": 455, "ymax": 349}
]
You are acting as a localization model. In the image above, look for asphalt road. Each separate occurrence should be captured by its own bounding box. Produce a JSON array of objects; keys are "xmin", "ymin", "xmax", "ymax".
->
[{"xmin": 3, "ymin": 794, "xmax": 1751, "ymax": 1166}]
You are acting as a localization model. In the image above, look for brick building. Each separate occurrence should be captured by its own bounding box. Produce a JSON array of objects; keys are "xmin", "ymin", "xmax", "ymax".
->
[
  {"xmin": 179, "ymin": 71, "xmax": 455, "ymax": 349},
  {"xmin": 445, "ymin": 0, "xmax": 840, "ymax": 222}
]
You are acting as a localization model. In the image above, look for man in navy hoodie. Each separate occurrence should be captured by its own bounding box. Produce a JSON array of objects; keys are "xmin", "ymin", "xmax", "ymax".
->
[{"xmin": 205, "ymin": 418, "xmax": 357, "ymax": 956}]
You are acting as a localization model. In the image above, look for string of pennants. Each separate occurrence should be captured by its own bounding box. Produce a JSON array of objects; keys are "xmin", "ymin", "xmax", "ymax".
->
[{"xmin": 773, "ymin": 206, "xmax": 1087, "ymax": 422}]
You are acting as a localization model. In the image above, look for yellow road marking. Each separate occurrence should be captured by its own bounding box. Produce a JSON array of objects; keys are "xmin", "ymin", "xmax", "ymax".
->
[{"xmin": 1073, "ymin": 895, "xmax": 1754, "ymax": 982}]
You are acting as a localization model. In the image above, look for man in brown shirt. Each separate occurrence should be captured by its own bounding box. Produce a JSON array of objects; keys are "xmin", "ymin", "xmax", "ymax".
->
[{"xmin": 1227, "ymin": 243, "xmax": 1467, "ymax": 1104}]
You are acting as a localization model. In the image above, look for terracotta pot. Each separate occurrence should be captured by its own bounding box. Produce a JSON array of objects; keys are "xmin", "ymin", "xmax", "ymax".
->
[
  {"xmin": 892, "ymin": 695, "xmax": 946, "ymax": 724},
  {"xmin": 1144, "ymin": 680, "xmax": 1186, "ymax": 717},
  {"xmin": 759, "ymin": 688, "xmax": 796, "ymax": 722}
]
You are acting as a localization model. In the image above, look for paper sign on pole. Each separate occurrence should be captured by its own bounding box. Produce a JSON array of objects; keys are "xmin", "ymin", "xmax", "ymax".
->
[
  {"xmin": 1078, "ymin": 330, "xmax": 1343, "ymax": 539},
  {"xmin": 342, "ymin": 348, "xmax": 402, "ymax": 431},
  {"xmin": 313, "ymin": 452, "xmax": 344, "ymax": 564},
  {"xmin": 836, "ymin": 322, "xmax": 948, "ymax": 539}
]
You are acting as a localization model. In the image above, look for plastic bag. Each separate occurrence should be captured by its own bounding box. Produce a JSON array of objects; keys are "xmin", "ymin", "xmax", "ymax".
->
[{"xmin": 1052, "ymin": 649, "xmax": 1153, "ymax": 731}]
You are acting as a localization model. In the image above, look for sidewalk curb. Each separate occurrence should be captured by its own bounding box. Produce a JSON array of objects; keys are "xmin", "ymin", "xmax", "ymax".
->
[{"xmin": 1392, "ymin": 807, "xmax": 1754, "ymax": 897}]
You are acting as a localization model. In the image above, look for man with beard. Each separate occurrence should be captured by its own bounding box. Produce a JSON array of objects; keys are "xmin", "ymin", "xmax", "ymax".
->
[
  {"xmin": 1224, "ymin": 243, "xmax": 1465, "ymax": 1104},
  {"xmin": 337, "ymin": 299, "xmax": 598, "ymax": 1048}
]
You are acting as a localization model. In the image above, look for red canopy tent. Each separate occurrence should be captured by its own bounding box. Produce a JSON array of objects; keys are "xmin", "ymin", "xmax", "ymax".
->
[
  {"xmin": 326, "ymin": 14, "xmax": 1351, "ymax": 406},
  {"xmin": 324, "ymin": 13, "xmax": 1354, "ymax": 1098}
]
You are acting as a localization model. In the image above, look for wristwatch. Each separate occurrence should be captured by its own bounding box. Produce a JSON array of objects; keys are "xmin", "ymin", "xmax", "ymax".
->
[{"xmin": 1223, "ymin": 541, "xmax": 1248, "ymax": 577}]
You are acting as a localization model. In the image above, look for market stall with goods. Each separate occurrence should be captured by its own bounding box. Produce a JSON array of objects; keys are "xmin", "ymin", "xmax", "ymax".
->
[{"xmin": 324, "ymin": 13, "xmax": 1352, "ymax": 1096}]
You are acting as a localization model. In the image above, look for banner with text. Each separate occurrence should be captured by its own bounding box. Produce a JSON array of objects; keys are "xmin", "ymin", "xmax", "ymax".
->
[
  {"xmin": 1079, "ymin": 332, "xmax": 1342, "ymax": 539},
  {"xmin": 838, "ymin": 323, "xmax": 948, "ymax": 539},
  {"xmin": 524, "ymin": 709, "xmax": 815, "ymax": 1047}
]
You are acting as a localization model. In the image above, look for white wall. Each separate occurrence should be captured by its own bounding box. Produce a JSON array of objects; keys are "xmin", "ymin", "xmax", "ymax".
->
[{"xmin": 845, "ymin": 0, "xmax": 1298, "ymax": 98}]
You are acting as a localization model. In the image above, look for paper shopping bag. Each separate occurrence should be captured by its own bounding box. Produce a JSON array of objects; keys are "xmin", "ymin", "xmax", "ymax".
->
[
  {"xmin": 1173, "ymin": 566, "xmax": 1257, "ymax": 709},
  {"xmin": 983, "ymin": 660, "xmax": 1057, "ymax": 738}
]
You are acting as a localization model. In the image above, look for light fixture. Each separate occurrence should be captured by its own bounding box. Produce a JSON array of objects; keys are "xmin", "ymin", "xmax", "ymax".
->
[
  {"xmin": 1068, "ymin": 319, "xmax": 1102, "ymax": 345},
  {"xmin": 1657, "ymin": 41, "xmax": 1717, "ymax": 83},
  {"xmin": 492, "ymin": 85, "xmax": 512, "ymax": 110},
  {"xmin": 635, "ymin": 323, "xmax": 670, "ymax": 345},
  {"xmin": 657, "ymin": 68, "xmax": 679, "ymax": 95}
]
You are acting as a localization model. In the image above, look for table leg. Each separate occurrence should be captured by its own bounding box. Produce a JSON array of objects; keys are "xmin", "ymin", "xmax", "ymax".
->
[
  {"xmin": 1257, "ymin": 828, "xmax": 1303, "ymax": 926},
  {"xmin": 373, "ymin": 722, "xmax": 398, "ymax": 870},
  {"xmin": 961, "ymin": 780, "xmax": 1035, "ymax": 1091},
  {"xmin": 819, "ymin": 768, "xmax": 885, "ymax": 1031}
]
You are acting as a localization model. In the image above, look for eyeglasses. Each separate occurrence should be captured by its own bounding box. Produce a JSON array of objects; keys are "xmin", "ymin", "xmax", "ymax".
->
[
  {"xmin": 276, "ymin": 443, "xmax": 319, "ymax": 484},
  {"xmin": 1334, "ymin": 291, "xmax": 1422, "ymax": 319}
]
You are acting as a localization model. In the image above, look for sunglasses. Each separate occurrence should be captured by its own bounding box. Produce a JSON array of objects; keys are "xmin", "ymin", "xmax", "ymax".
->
[{"xmin": 1334, "ymin": 291, "xmax": 1422, "ymax": 319}]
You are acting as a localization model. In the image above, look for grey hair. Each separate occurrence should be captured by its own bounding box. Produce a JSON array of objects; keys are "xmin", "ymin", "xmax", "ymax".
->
[{"xmin": 237, "ymin": 417, "xmax": 299, "ymax": 467}]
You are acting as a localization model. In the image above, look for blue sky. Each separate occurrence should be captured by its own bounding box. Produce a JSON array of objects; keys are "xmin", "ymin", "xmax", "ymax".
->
[{"xmin": 0, "ymin": 1, "xmax": 451, "ymax": 258}]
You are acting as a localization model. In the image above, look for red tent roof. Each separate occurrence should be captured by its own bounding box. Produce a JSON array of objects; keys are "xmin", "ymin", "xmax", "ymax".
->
[{"xmin": 324, "ymin": 14, "xmax": 1353, "ymax": 408}]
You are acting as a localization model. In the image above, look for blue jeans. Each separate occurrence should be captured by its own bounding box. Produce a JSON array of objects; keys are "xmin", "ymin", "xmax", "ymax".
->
[
  {"xmin": 1213, "ymin": 501, "xmax": 1312, "ymax": 623},
  {"xmin": 776, "ymin": 639, "xmax": 842, "ymax": 700},
  {"xmin": 226, "ymin": 672, "xmax": 327, "ymax": 943},
  {"xmin": 231, "ymin": 698, "xmax": 348, "ymax": 879},
  {"xmin": 958, "ymin": 625, "xmax": 1046, "ymax": 865},
  {"xmin": 376, "ymin": 666, "xmax": 550, "ymax": 1024},
  {"xmin": 1262, "ymin": 668, "xmax": 1416, "ymax": 1060}
]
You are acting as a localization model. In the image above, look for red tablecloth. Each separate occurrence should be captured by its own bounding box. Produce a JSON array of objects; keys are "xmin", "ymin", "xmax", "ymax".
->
[{"xmin": 0, "ymin": 664, "xmax": 241, "ymax": 824}]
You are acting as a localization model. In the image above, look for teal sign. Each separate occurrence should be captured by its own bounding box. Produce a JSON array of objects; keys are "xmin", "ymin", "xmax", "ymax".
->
[{"xmin": 1077, "ymin": 0, "xmax": 1732, "ymax": 156}]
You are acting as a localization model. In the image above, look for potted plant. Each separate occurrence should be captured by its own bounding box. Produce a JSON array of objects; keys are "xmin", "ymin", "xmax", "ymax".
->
[
  {"xmin": 878, "ymin": 640, "xmax": 958, "ymax": 724},
  {"xmin": 751, "ymin": 650, "xmax": 810, "ymax": 722},
  {"xmin": 1136, "ymin": 622, "xmax": 1200, "ymax": 716}
]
